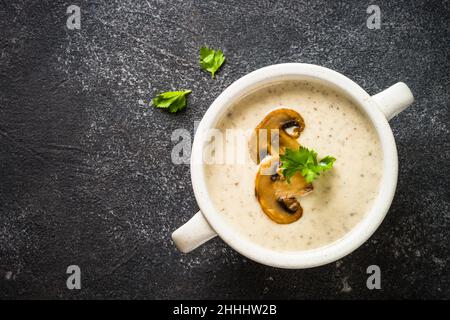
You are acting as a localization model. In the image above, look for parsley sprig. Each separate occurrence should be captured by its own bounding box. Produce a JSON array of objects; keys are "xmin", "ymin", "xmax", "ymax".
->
[
  {"xmin": 199, "ymin": 46, "xmax": 226, "ymax": 78},
  {"xmin": 279, "ymin": 147, "xmax": 336, "ymax": 183},
  {"xmin": 151, "ymin": 90, "xmax": 192, "ymax": 113}
]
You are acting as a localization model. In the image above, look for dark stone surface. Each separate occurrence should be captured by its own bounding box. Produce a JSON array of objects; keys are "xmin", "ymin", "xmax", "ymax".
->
[{"xmin": 0, "ymin": 0, "xmax": 448, "ymax": 299}]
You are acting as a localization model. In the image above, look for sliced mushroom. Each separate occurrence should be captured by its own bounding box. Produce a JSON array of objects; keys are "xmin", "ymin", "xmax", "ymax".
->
[
  {"xmin": 249, "ymin": 108, "xmax": 305, "ymax": 164},
  {"xmin": 251, "ymin": 108, "xmax": 313, "ymax": 224},
  {"xmin": 255, "ymin": 155, "xmax": 313, "ymax": 224},
  {"xmin": 277, "ymin": 196, "xmax": 300, "ymax": 213}
]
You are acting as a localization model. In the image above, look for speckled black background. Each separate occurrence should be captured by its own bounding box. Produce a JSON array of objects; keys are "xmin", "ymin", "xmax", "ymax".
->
[{"xmin": 0, "ymin": 0, "xmax": 448, "ymax": 299}]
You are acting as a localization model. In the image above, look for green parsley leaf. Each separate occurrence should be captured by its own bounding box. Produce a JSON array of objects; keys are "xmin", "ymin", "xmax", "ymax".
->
[
  {"xmin": 279, "ymin": 147, "xmax": 336, "ymax": 183},
  {"xmin": 317, "ymin": 156, "xmax": 335, "ymax": 170},
  {"xmin": 200, "ymin": 46, "xmax": 225, "ymax": 78},
  {"xmin": 152, "ymin": 90, "xmax": 192, "ymax": 113}
]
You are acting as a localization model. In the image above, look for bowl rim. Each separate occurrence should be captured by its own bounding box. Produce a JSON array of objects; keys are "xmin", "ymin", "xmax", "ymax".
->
[{"xmin": 190, "ymin": 63, "xmax": 398, "ymax": 269}]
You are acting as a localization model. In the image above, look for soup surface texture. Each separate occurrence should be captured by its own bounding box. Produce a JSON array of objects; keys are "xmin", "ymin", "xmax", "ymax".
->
[{"xmin": 205, "ymin": 81, "xmax": 382, "ymax": 251}]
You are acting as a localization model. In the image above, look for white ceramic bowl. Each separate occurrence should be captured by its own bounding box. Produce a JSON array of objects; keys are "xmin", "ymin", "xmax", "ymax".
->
[{"xmin": 172, "ymin": 63, "xmax": 414, "ymax": 269}]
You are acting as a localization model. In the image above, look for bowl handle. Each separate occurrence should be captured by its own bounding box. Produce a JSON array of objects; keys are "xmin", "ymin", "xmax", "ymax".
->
[
  {"xmin": 372, "ymin": 82, "xmax": 414, "ymax": 120},
  {"xmin": 171, "ymin": 211, "xmax": 217, "ymax": 253}
]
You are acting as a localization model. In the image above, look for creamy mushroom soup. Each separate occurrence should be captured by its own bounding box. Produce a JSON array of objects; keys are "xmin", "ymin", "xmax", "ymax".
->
[{"xmin": 205, "ymin": 81, "xmax": 382, "ymax": 252}]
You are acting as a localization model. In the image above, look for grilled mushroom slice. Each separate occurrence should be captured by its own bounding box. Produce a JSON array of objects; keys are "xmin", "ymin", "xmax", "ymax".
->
[
  {"xmin": 249, "ymin": 108, "xmax": 305, "ymax": 164},
  {"xmin": 255, "ymin": 155, "xmax": 313, "ymax": 224}
]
